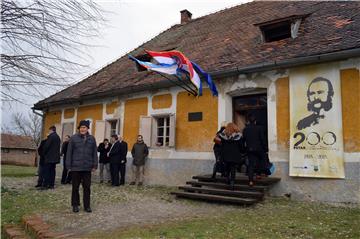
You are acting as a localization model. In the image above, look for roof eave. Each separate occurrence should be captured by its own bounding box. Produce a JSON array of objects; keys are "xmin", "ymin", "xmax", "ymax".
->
[{"xmin": 33, "ymin": 47, "xmax": 360, "ymax": 110}]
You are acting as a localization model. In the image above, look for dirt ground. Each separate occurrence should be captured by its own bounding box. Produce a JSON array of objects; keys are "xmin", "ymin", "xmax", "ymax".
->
[{"xmin": 1, "ymin": 168, "xmax": 241, "ymax": 237}]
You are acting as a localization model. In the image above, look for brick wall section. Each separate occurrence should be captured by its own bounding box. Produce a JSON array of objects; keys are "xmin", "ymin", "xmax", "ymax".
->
[{"xmin": 1, "ymin": 149, "xmax": 37, "ymax": 166}]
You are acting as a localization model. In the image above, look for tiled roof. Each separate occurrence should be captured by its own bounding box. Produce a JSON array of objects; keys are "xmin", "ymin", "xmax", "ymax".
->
[
  {"xmin": 34, "ymin": 1, "xmax": 360, "ymax": 109},
  {"xmin": 1, "ymin": 134, "xmax": 37, "ymax": 150}
]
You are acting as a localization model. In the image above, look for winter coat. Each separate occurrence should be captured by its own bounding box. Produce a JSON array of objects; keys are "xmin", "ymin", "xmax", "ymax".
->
[
  {"xmin": 213, "ymin": 127, "xmax": 225, "ymax": 154},
  {"xmin": 219, "ymin": 131, "xmax": 246, "ymax": 164},
  {"xmin": 37, "ymin": 139, "xmax": 47, "ymax": 166},
  {"xmin": 242, "ymin": 123, "xmax": 268, "ymax": 152},
  {"xmin": 43, "ymin": 132, "xmax": 61, "ymax": 164},
  {"xmin": 65, "ymin": 133, "xmax": 98, "ymax": 171},
  {"xmin": 97, "ymin": 142, "xmax": 112, "ymax": 164},
  {"xmin": 131, "ymin": 142, "xmax": 149, "ymax": 166},
  {"xmin": 108, "ymin": 141, "xmax": 128, "ymax": 164},
  {"xmin": 61, "ymin": 141, "xmax": 69, "ymax": 162}
]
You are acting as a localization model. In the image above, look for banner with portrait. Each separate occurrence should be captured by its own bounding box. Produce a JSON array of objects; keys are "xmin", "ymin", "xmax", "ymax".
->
[{"xmin": 289, "ymin": 63, "xmax": 345, "ymax": 178}]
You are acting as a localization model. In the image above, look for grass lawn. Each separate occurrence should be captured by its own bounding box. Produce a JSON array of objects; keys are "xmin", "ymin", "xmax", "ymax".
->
[
  {"xmin": 90, "ymin": 198, "xmax": 360, "ymax": 239},
  {"xmin": 1, "ymin": 165, "xmax": 359, "ymax": 239},
  {"xmin": 1, "ymin": 165, "xmax": 37, "ymax": 177}
]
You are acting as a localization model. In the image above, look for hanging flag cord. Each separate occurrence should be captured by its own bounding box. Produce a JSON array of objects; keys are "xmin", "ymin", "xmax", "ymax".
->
[{"xmin": 156, "ymin": 72, "xmax": 198, "ymax": 96}]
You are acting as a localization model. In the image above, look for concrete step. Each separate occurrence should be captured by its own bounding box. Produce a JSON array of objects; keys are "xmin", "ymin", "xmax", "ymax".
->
[
  {"xmin": 186, "ymin": 180, "xmax": 268, "ymax": 192},
  {"xmin": 171, "ymin": 191, "xmax": 258, "ymax": 205},
  {"xmin": 193, "ymin": 174, "xmax": 281, "ymax": 186},
  {"xmin": 178, "ymin": 186, "xmax": 264, "ymax": 199}
]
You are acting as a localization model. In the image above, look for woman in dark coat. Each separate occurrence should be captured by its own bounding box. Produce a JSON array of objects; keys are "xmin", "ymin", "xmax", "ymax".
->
[
  {"xmin": 218, "ymin": 123, "xmax": 245, "ymax": 189},
  {"xmin": 61, "ymin": 135, "xmax": 71, "ymax": 184}
]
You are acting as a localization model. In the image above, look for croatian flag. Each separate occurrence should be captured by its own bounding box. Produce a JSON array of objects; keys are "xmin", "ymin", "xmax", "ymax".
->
[{"xmin": 129, "ymin": 50, "xmax": 218, "ymax": 96}]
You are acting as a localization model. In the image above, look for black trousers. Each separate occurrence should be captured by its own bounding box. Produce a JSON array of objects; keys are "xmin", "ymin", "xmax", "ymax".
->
[
  {"xmin": 71, "ymin": 171, "xmax": 91, "ymax": 208},
  {"xmin": 225, "ymin": 162, "xmax": 237, "ymax": 184},
  {"xmin": 43, "ymin": 163, "xmax": 56, "ymax": 187},
  {"xmin": 110, "ymin": 163, "xmax": 126, "ymax": 186},
  {"xmin": 61, "ymin": 164, "xmax": 72, "ymax": 184},
  {"xmin": 37, "ymin": 164, "xmax": 45, "ymax": 186},
  {"xmin": 247, "ymin": 151, "xmax": 266, "ymax": 182}
]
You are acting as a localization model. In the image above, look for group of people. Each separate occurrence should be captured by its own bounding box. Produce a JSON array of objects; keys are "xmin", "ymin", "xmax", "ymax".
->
[
  {"xmin": 36, "ymin": 120, "xmax": 149, "ymax": 213},
  {"xmin": 212, "ymin": 114, "xmax": 270, "ymax": 188},
  {"xmin": 97, "ymin": 134, "xmax": 149, "ymax": 187}
]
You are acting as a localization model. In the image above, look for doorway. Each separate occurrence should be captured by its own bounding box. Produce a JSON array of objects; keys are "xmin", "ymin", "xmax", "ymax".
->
[{"xmin": 233, "ymin": 93, "xmax": 268, "ymax": 141}]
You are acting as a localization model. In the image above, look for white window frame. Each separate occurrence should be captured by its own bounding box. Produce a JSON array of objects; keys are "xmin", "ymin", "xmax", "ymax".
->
[{"xmin": 154, "ymin": 115, "xmax": 171, "ymax": 147}]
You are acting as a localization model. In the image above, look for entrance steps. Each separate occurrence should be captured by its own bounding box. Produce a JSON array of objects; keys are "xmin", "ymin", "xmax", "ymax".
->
[{"xmin": 171, "ymin": 174, "xmax": 280, "ymax": 205}]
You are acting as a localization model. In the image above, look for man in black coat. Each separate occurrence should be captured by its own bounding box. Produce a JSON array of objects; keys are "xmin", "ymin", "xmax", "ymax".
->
[
  {"xmin": 242, "ymin": 114, "xmax": 268, "ymax": 186},
  {"xmin": 61, "ymin": 135, "xmax": 71, "ymax": 184},
  {"xmin": 66, "ymin": 120, "xmax": 98, "ymax": 213},
  {"xmin": 42, "ymin": 125, "xmax": 61, "ymax": 189},
  {"xmin": 35, "ymin": 139, "xmax": 47, "ymax": 187},
  {"xmin": 108, "ymin": 135, "xmax": 128, "ymax": 186}
]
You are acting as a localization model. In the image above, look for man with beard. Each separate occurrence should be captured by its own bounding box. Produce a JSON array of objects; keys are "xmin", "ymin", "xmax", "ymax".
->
[{"xmin": 297, "ymin": 77, "xmax": 334, "ymax": 130}]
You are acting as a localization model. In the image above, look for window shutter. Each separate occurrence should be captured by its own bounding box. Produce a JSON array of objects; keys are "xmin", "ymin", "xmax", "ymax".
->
[
  {"xmin": 169, "ymin": 114, "xmax": 176, "ymax": 147},
  {"xmin": 139, "ymin": 116, "xmax": 152, "ymax": 146},
  {"xmin": 151, "ymin": 117, "xmax": 157, "ymax": 147},
  {"xmin": 94, "ymin": 120, "xmax": 105, "ymax": 144}
]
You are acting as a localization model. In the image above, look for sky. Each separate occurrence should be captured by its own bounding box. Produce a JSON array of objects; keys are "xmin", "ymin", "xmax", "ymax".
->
[{"xmin": 1, "ymin": 0, "xmax": 249, "ymax": 129}]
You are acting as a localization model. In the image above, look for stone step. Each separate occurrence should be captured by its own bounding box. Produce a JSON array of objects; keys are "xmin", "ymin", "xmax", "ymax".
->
[
  {"xmin": 186, "ymin": 180, "xmax": 268, "ymax": 192},
  {"xmin": 178, "ymin": 186, "xmax": 264, "ymax": 199},
  {"xmin": 193, "ymin": 174, "xmax": 281, "ymax": 185},
  {"xmin": 3, "ymin": 224, "xmax": 31, "ymax": 239},
  {"xmin": 171, "ymin": 191, "xmax": 258, "ymax": 205}
]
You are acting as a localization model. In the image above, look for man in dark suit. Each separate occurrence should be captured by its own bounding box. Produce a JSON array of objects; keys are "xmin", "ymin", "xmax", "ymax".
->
[
  {"xmin": 42, "ymin": 125, "xmax": 61, "ymax": 189},
  {"xmin": 35, "ymin": 139, "xmax": 47, "ymax": 187},
  {"xmin": 242, "ymin": 115, "xmax": 268, "ymax": 186},
  {"xmin": 108, "ymin": 135, "xmax": 128, "ymax": 186}
]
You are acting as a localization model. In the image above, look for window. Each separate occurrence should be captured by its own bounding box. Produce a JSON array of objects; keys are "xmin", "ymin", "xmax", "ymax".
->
[
  {"xmin": 255, "ymin": 15, "xmax": 306, "ymax": 43},
  {"xmin": 156, "ymin": 116, "xmax": 170, "ymax": 147},
  {"xmin": 2, "ymin": 148, "xmax": 10, "ymax": 153},
  {"xmin": 261, "ymin": 21, "xmax": 291, "ymax": 42},
  {"xmin": 109, "ymin": 120, "xmax": 118, "ymax": 136}
]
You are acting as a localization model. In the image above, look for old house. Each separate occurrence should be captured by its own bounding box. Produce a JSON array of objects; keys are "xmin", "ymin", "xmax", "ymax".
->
[
  {"xmin": 33, "ymin": 2, "xmax": 360, "ymax": 203},
  {"xmin": 1, "ymin": 134, "xmax": 37, "ymax": 166}
]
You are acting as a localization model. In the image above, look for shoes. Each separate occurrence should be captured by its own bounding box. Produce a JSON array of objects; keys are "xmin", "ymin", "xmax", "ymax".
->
[
  {"xmin": 84, "ymin": 207, "xmax": 92, "ymax": 213},
  {"xmin": 100, "ymin": 180, "xmax": 103, "ymax": 183},
  {"xmin": 35, "ymin": 184, "xmax": 42, "ymax": 188},
  {"xmin": 130, "ymin": 182, "xmax": 136, "ymax": 185},
  {"xmin": 107, "ymin": 180, "xmax": 111, "ymax": 183},
  {"xmin": 137, "ymin": 182, "xmax": 143, "ymax": 186},
  {"xmin": 72, "ymin": 206, "xmax": 79, "ymax": 213}
]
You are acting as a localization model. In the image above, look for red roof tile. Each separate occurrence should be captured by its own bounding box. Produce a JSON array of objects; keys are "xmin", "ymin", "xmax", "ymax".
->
[
  {"xmin": 1, "ymin": 134, "xmax": 37, "ymax": 150},
  {"xmin": 34, "ymin": 1, "xmax": 360, "ymax": 109}
]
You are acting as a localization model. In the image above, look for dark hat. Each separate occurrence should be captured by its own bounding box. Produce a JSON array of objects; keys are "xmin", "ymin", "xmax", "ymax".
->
[{"xmin": 78, "ymin": 120, "xmax": 90, "ymax": 129}]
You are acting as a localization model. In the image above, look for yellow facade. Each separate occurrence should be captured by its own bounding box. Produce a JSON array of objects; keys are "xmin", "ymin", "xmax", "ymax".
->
[
  {"xmin": 43, "ymin": 111, "xmax": 61, "ymax": 137},
  {"xmin": 64, "ymin": 108, "xmax": 75, "ymax": 119},
  {"xmin": 176, "ymin": 89, "xmax": 218, "ymax": 152},
  {"xmin": 76, "ymin": 104, "xmax": 103, "ymax": 135},
  {"xmin": 123, "ymin": 98, "xmax": 148, "ymax": 144},
  {"xmin": 341, "ymin": 68, "xmax": 360, "ymax": 152},
  {"xmin": 276, "ymin": 77, "xmax": 290, "ymax": 150},
  {"xmin": 152, "ymin": 94, "xmax": 172, "ymax": 109},
  {"xmin": 106, "ymin": 101, "xmax": 119, "ymax": 115}
]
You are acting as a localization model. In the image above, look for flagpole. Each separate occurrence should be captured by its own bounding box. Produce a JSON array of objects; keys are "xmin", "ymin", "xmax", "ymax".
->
[{"xmin": 156, "ymin": 72, "xmax": 198, "ymax": 96}]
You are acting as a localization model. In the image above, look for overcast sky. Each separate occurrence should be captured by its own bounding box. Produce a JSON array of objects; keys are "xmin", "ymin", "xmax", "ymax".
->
[{"xmin": 1, "ymin": 0, "xmax": 248, "ymax": 128}]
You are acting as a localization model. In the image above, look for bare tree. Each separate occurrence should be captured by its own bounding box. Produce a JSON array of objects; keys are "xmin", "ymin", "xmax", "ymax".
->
[
  {"xmin": 10, "ymin": 112, "xmax": 42, "ymax": 146},
  {"xmin": 1, "ymin": 0, "xmax": 106, "ymax": 104}
]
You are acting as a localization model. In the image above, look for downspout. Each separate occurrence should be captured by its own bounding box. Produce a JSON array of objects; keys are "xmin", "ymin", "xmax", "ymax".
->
[{"xmin": 32, "ymin": 108, "xmax": 44, "ymax": 171}]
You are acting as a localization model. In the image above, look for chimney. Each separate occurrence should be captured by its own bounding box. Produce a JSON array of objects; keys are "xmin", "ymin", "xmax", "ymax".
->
[{"xmin": 180, "ymin": 9, "xmax": 192, "ymax": 24}]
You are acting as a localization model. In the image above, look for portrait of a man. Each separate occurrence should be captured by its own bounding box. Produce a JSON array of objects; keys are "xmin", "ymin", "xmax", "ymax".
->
[{"xmin": 297, "ymin": 77, "xmax": 334, "ymax": 130}]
